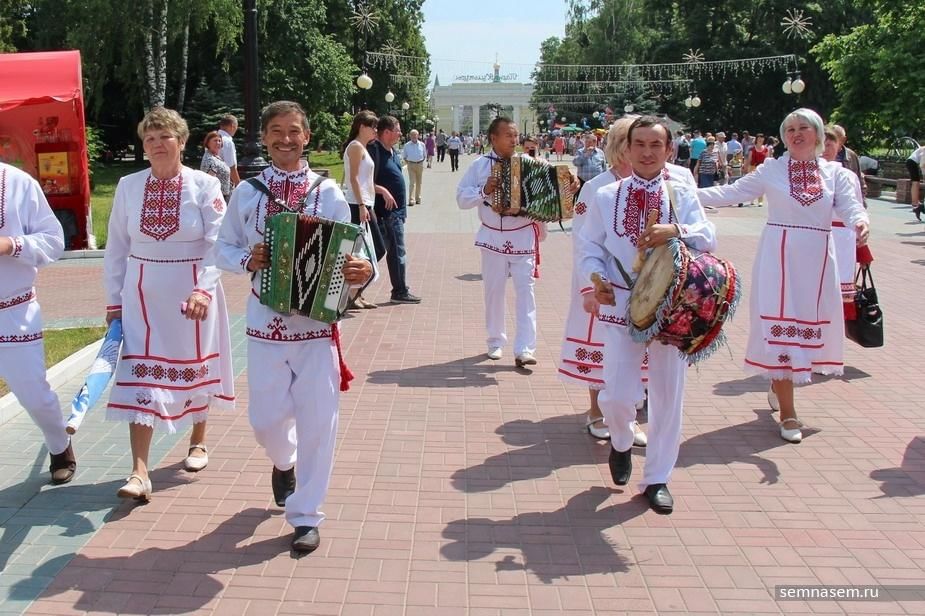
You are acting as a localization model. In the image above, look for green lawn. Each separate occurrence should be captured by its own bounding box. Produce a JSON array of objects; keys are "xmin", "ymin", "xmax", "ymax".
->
[
  {"xmin": 0, "ymin": 326, "xmax": 106, "ymax": 398},
  {"xmin": 89, "ymin": 152, "xmax": 344, "ymax": 249}
]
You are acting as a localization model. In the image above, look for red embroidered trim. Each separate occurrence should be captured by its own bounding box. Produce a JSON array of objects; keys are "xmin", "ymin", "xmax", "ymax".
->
[
  {"xmin": 760, "ymin": 315, "xmax": 831, "ymax": 325},
  {"xmin": 565, "ymin": 337, "xmax": 603, "ymax": 347},
  {"xmin": 106, "ymin": 305, "xmax": 122, "ymax": 311},
  {"xmin": 573, "ymin": 347, "xmax": 604, "ymax": 364},
  {"xmin": 240, "ymin": 253, "xmax": 251, "ymax": 271},
  {"xmin": 767, "ymin": 222, "xmax": 830, "ymax": 233},
  {"xmin": 212, "ymin": 197, "xmax": 225, "ymax": 213},
  {"xmin": 246, "ymin": 317, "xmax": 332, "ymax": 342},
  {"xmin": 192, "ymin": 288, "xmax": 212, "ymax": 301},
  {"xmin": 140, "ymin": 173, "xmax": 182, "ymax": 241},
  {"xmin": 768, "ymin": 323, "xmax": 823, "ymax": 341},
  {"xmin": 130, "ymin": 254, "xmax": 202, "ymax": 263},
  {"xmin": 574, "ymin": 201, "xmax": 587, "ymax": 216},
  {"xmin": 129, "ymin": 362, "xmax": 209, "ymax": 383},
  {"xmin": 557, "ymin": 367, "xmax": 605, "ymax": 384},
  {"xmin": 614, "ymin": 177, "xmax": 666, "ymax": 246},
  {"xmin": 0, "ymin": 166, "xmax": 6, "ymax": 228},
  {"xmin": 107, "ymin": 402, "xmax": 209, "ymax": 421},
  {"xmin": 11, "ymin": 236, "xmax": 23, "ymax": 258},
  {"xmin": 122, "ymin": 352, "xmax": 219, "ymax": 363},
  {"xmin": 474, "ymin": 241, "xmax": 534, "ymax": 255},
  {"xmin": 788, "ymin": 159, "xmax": 823, "ymax": 207},
  {"xmin": 0, "ymin": 290, "xmax": 35, "ymax": 311},
  {"xmin": 597, "ymin": 314, "xmax": 628, "ymax": 326},
  {"xmin": 0, "ymin": 332, "xmax": 43, "ymax": 343},
  {"xmin": 480, "ymin": 221, "xmax": 534, "ymax": 232}
]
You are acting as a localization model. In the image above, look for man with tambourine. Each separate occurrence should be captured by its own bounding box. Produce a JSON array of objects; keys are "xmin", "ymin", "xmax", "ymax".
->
[{"xmin": 578, "ymin": 116, "xmax": 717, "ymax": 514}]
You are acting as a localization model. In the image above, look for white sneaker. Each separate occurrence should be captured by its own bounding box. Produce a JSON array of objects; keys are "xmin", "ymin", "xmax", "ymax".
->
[
  {"xmin": 585, "ymin": 414, "xmax": 610, "ymax": 439},
  {"xmin": 767, "ymin": 387, "xmax": 780, "ymax": 412},
  {"xmin": 632, "ymin": 422, "xmax": 648, "ymax": 447},
  {"xmin": 515, "ymin": 351, "xmax": 538, "ymax": 367},
  {"xmin": 487, "ymin": 347, "xmax": 503, "ymax": 360},
  {"xmin": 779, "ymin": 418, "xmax": 803, "ymax": 443}
]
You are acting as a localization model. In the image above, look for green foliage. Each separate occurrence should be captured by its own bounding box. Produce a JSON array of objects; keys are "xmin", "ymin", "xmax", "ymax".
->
[
  {"xmin": 182, "ymin": 76, "xmax": 244, "ymax": 159},
  {"xmin": 311, "ymin": 111, "xmax": 352, "ymax": 153},
  {"xmin": 813, "ymin": 1, "xmax": 925, "ymax": 149},
  {"xmin": 85, "ymin": 125, "xmax": 104, "ymax": 178}
]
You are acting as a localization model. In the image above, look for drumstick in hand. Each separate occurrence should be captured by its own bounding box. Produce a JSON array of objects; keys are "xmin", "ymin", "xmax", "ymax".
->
[
  {"xmin": 590, "ymin": 273, "xmax": 616, "ymax": 306},
  {"xmin": 633, "ymin": 209, "xmax": 661, "ymax": 273}
]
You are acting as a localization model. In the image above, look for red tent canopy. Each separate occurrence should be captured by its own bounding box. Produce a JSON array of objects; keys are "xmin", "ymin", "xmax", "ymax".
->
[
  {"xmin": 0, "ymin": 50, "xmax": 83, "ymax": 111},
  {"xmin": 0, "ymin": 50, "xmax": 92, "ymax": 249}
]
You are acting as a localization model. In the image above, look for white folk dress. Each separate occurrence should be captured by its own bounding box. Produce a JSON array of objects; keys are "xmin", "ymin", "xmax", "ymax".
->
[
  {"xmin": 698, "ymin": 154, "xmax": 868, "ymax": 383},
  {"xmin": 559, "ymin": 164, "xmax": 697, "ymax": 388},
  {"xmin": 103, "ymin": 167, "xmax": 235, "ymax": 432},
  {"xmin": 829, "ymin": 163, "xmax": 864, "ymax": 316}
]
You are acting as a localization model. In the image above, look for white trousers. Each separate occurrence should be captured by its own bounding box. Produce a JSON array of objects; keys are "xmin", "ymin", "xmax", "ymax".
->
[
  {"xmin": 0, "ymin": 343, "xmax": 69, "ymax": 455},
  {"xmin": 247, "ymin": 338, "xmax": 339, "ymax": 528},
  {"xmin": 481, "ymin": 250, "xmax": 536, "ymax": 355},
  {"xmin": 599, "ymin": 326, "xmax": 685, "ymax": 490}
]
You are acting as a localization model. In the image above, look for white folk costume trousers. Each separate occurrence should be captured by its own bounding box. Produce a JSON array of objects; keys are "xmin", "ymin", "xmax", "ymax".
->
[
  {"xmin": 481, "ymin": 250, "xmax": 537, "ymax": 355},
  {"xmin": 247, "ymin": 338, "xmax": 339, "ymax": 528},
  {"xmin": 599, "ymin": 326, "xmax": 685, "ymax": 490},
  {"xmin": 0, "ymin": 343, "xmax": 69, "ymax": 455}
]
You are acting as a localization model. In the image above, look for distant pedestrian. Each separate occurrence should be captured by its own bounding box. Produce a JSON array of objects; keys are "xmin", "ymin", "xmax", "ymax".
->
[
  {"xmin": 218, "ymin": 114, "xmax": 240, "ymax": 188},
  {"xmin": 447, "ymin": 131, "xmax": 462, "ymax": 172},
  {"xmin": 425, "ymin": 131, "xmax": 435, "ymax": 168},
  {"xmin": 436, "ymin": 129, "xmax": 447, "ymax": 162},
  {"xmin": 402, "ymin": 129, "xmax": 426, "ymax": 206}
]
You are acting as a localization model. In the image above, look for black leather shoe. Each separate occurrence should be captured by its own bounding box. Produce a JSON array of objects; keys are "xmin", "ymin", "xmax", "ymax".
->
[
  {"xmin": 291, "ymin": 526, "xmax": 320, "ymax": 553},
  {"xmin": 391, "ymin": 293, "xmax": 422, "ymax": 304},
  {"xmin": 272, "ymin": 466, "xmax": 295, "ymax": 507},
  {"xmin": 644, "ymin": 483, "xmax": 674, "ymax": 514},
  {"xmin": 608, "ymin": 447, "xmax": 632, "ymax": 486},
  {"xmin": 914, "ymin": 205, "xmax": 923, "ymax": 222},
  {"xmin": 49, "ymin": 441, "xmax": 76, "ymax": 485}
]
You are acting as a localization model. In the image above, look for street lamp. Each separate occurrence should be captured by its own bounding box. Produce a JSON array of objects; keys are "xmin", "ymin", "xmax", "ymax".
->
[
  {"xmin": 356, "ymin": 72, "xmax": 373, "ymax": 90},
  {"xmin": 238, "ymin": 0, "xmax": 267, "ymax": 177},
  {"xmin": 385, "ymin": 90, "xmax": 395, "ymax": 103},
  {"xmin": 791, "ymin": 74, "xmax": 806, "ymax": 94},
  {"xmin": 401, "ymin": 101, "xmax": 410, "ymax": 111}
]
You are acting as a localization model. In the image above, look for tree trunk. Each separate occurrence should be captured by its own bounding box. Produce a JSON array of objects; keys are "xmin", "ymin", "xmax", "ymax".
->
[
  {"xmin": 176, "ymin": 8, "xmax": 190, "ymax": 111},
  {"xmin": 141, "ymin": 0, "xmax": 168, "ymax": 110}
]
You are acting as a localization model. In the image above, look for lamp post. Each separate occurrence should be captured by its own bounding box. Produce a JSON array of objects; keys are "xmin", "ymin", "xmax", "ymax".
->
[{"xmin": 238, "ymin": 0, "xmax": 268, "ymax": 178}]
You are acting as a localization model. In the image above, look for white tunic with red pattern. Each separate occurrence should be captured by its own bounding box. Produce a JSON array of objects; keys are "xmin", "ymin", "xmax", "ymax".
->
[
  {"xmin": 103, "ymin": 167, "xmax": 234, "ymax": 432},
  {"xmin": 698, "ymin": 154, "xmax": 868, "ymax": 383},
  {"xmin": 559, "ymin": 165, "xmax": 696, "ymax": 388},
  {"xmin": 215, "ymin": 162, "xmax": 357, "ymax": 345},
  {"xmin": 0, "ymin": 163, "xmax": 64, "ymax": 347}
]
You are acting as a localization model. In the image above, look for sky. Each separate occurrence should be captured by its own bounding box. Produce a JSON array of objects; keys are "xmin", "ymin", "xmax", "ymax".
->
[{"xmin": 421, "ymin": 0, "xmax": 567, "ymax": 87}]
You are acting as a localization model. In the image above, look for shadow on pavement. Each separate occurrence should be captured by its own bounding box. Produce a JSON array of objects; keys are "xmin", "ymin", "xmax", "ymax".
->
[
  {"xmin": 366, "ymin": 354, "xmax": 521, "ymax": 388},
  {"xmin": 870, "ymin": 437, "xmax": 925, "ymax": 498},
  {"xmin": 712, "ymin": 367, "xmax": 871, "ymax": 397},
  {"xmin": 676, "ymin": 409, "xmax": 819, "ymax": 485},
  {"xmin": 454, "ymin": 273, "xmax": 482, "ymax": 281},
  {"xmin": 450, "ymin": 415, "xmax": 609, "ymax": 493},
  {"xmin": 441, "ymin": 486, "xmax": 637, "ymax": 584},
  {"xmin": 11, "ymin": 508, "xmax": 283, "ymax": 614}
]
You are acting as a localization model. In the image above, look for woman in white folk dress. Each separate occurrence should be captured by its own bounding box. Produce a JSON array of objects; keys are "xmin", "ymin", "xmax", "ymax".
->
[
  {"xmin": 697, "ymin": 109, "xmax": 869, "ymax": 443},
  {"xmin": 103, "ymin": 108, "xmax": 234, "ymax": 500},
  {"xmin": 560, "ymin": 117, "xmax": 647, "ymax": 444}
]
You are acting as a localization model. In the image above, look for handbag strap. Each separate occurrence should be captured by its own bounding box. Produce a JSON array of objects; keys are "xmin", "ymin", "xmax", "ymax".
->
[{"xmin": 855, "ymin": 263, "xmax": 874, "ymax": 290}]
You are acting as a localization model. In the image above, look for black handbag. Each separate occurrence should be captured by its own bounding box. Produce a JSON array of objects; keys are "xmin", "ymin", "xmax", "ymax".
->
[{"xmin": 845, "ymin": 264, "xmax": 884, "ymax": 348}]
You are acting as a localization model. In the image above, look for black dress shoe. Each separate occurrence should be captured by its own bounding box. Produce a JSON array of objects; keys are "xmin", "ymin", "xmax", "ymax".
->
[
  {"xmin": 644, "ymin": 483, "xmax": 674, "ymax": 514},
  {"xmin": 391, "ymin": 292, "xmax": 422, "ymax": 304},
  {"xmin": 272, "ymin": 466, "xmax": 296, "ymax": 507},
  {"xmin": 608, "ymin": 447, "xmax": 632, "ymax": 486},
  {"xmin": 291, "ymin": 526, "xmax": 320, "ymax": 553},
  {"xmin": 49, "ymin": 441, "xmax": 76, "ymax": 485},
  {"xmin": 914, "ymin": 205, "xmax": 924, "ymax": 222}
]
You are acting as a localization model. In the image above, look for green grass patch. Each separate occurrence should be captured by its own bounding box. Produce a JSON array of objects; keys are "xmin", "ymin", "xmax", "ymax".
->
[
  {"xmin": 89, "ymin": 153, "xmax": 344, "ymax": 249},
  {"xmin": 0, "ymin": 326, "xmax": 107, "ymax": 398}
]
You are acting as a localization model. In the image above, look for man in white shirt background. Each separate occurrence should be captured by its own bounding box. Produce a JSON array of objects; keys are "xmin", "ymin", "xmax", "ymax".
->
[
  {"xmin": 402, "ymin": 129, "xmax": 426, "ymax": 206},
  {"xmin": 218, "ymin": 115, "xmax": 240, "ymax": 188}
]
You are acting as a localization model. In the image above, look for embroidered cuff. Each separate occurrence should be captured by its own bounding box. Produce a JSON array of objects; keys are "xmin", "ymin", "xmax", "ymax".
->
[
  {"xmin": 10, "ymin": 237, "xmax": 23, "ymax": 258},
  {"xmin": 580, "ymin": 286, "xmax": 595, "ymax": 295},
  {"xmin": 241, "ymin": 253, "xmax": 252, "ymax": 272},
  {"xmin": 191, "ymin": 288, "xmax": 213, "ymax": 302},
  {"xmin": 106, "ymin": 305, "xmax": 122, "ymax": 312}
]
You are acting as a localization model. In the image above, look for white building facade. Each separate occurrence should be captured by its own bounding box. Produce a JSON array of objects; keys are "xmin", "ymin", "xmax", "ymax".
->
[{"xmin": 430, "ymin": 63, "xmax": 536, "ymax": 137}]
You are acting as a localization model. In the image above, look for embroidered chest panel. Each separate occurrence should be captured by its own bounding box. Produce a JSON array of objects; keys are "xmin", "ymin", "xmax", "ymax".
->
[
  {"xmin": 788, "ymin": 160, "xmax": 824, "ymax": 207},
  {"xmin": 613, "ymin": 177, "xmax": 671, "ymax": 246},
  {"xmin": 255, "ymin": 170, "xmax": 321, "ymax": 234},
  {"xmin": 140, "ymin": 174, "xmax": 183, "ymax": 241}
]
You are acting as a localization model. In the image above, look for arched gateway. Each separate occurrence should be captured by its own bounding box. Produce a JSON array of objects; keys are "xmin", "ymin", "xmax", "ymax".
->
[{"xmin": 431, "ymin": 61, "xmax": 537, "ymax": 137}]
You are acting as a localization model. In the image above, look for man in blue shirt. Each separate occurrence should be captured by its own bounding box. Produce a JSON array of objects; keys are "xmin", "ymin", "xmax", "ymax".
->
[
  {"xmin": 688, "ymin": 130, "xmax": 706, "ymax": 172},
  {"xmin": 572, "ymin": 134, "xmax": 607, "ymax": 189},
  {"xmin": 368, "ymin": 116, "xmax": 422, "ymax": 304}
]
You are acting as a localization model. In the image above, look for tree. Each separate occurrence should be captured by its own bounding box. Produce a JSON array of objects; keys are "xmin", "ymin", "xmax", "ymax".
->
[{"xmin": 813, "ymin": 0, "xmax": 925, "ymax": 148}]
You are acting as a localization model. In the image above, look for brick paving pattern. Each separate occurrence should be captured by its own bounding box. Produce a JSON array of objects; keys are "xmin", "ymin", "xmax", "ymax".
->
[{"xmin": 0, "ymin": 153, "xmax": 921, "ymax": 615}]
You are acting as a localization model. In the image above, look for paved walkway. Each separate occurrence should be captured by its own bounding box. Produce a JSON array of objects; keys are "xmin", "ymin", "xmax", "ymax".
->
[{"xmin": 2, "ymin": 153, "xmax": 924, "ymax": 615}]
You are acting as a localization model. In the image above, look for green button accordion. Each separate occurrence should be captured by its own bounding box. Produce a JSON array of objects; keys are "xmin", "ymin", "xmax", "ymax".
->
[
  {"xmin": 490, "ymin": 154, "xmax": 575, "ymax": 222},
  {"xmin": 259, "ymin": 212, "xmax": 363, "ymax": 324}
]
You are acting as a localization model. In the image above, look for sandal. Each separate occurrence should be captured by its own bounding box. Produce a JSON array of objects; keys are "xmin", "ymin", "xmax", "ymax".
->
[{"xmin": 117, "ymin": 474, "xmax": 152, "ymax": 501}]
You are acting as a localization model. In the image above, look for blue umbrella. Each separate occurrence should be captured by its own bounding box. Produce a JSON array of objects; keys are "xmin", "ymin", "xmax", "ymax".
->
[{"xmin": 66, "ymin": 319, "xmax": 122, "ymax": 434}]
